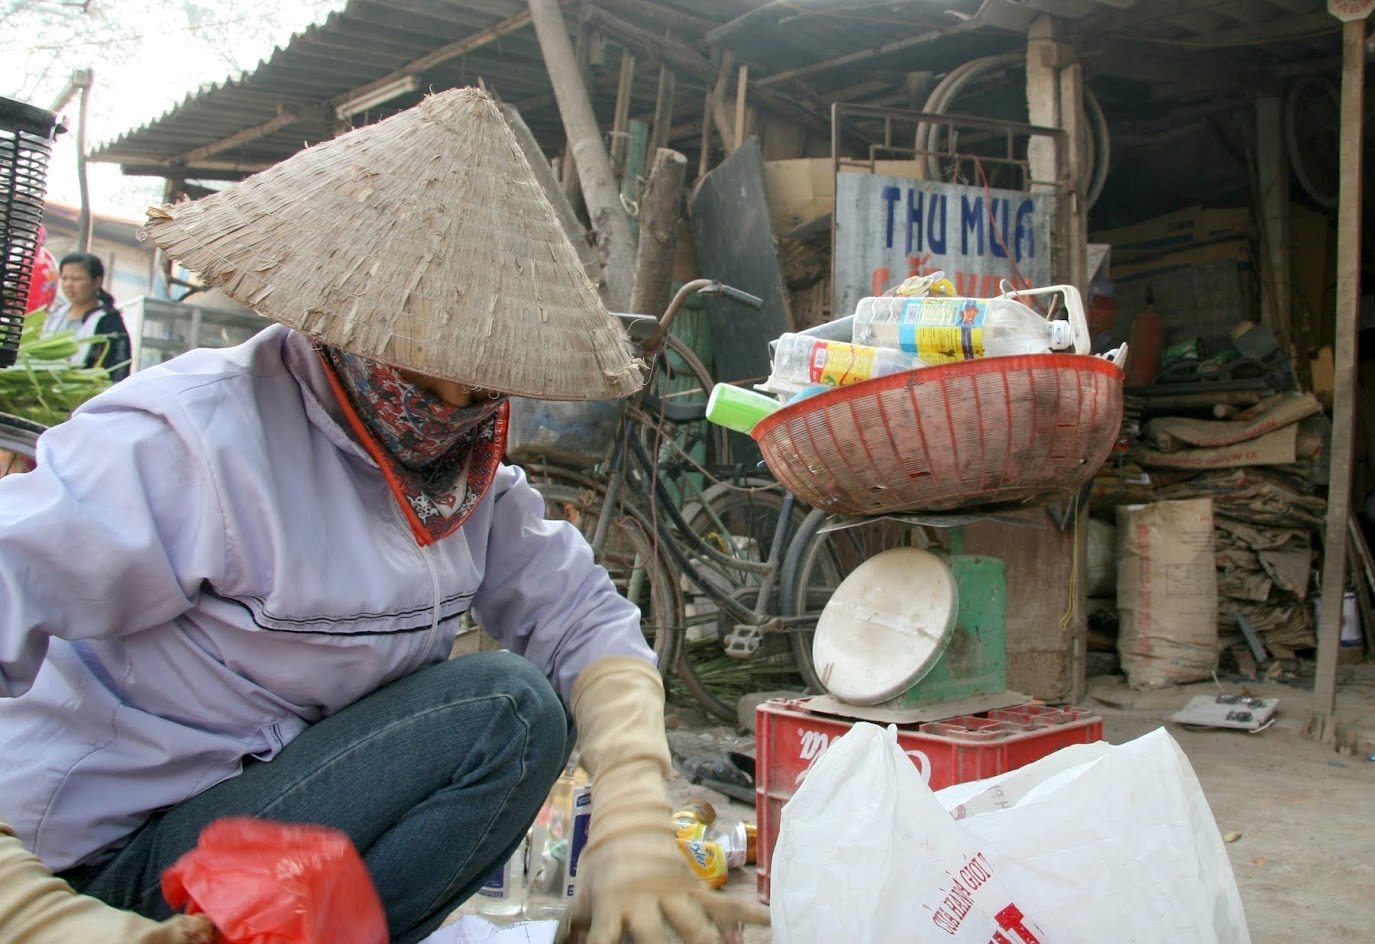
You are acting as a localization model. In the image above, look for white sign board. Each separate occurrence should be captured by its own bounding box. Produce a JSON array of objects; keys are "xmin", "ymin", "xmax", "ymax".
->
[{"xmin": 833, "ymin": 174, "xmax": 1054, "ymax": 320}]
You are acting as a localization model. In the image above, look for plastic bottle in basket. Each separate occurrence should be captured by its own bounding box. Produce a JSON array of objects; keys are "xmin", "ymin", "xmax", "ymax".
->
[
  {"xmin": 852, "ymin": 295, "xmax": 1073, "ymax": 364},
  {"xmin": 769, "ymin": 334, "xmax": 922, "ymax": 391}
]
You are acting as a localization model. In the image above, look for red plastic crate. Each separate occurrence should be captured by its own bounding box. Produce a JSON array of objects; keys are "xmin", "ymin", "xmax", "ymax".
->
[{"xmin": 754, "ymin": 696, "xmax": 1103, "ymax": 903}]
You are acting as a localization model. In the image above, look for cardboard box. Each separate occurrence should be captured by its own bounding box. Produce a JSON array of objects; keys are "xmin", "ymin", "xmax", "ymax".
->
[
  {"xmin": 762, "ymin": 157, "xmax": 922, "ymax": 234},
  {"xmin": 1090, "ymin": 206, "xmax": 1251, "ymax": 264},
  {"xmin": 1111, "ymin": 239, "xmax": 1257, "ymax": 344}
]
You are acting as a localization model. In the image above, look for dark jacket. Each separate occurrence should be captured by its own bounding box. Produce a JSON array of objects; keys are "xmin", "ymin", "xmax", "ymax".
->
[{"xmin": 82, "ymin": 305, "xmax": 131, "ymax": 382}]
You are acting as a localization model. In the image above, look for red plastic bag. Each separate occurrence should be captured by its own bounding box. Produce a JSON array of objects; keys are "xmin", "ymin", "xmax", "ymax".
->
[{"xmin": 162, "ymin": 817, "xmax": 389, "ymax": 944}]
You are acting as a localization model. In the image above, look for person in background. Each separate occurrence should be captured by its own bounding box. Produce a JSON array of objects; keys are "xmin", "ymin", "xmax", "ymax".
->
[
  {"xmin": 47, "ymin": 252, "xmax": 131, "ymax": 381},
  {"xmin": 0, "ymin": 88, "xmax": 766, "ymax": 944}
]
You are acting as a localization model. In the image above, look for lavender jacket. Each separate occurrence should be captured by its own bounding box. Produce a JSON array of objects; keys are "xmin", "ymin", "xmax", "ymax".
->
[{"xmin": 0, "ymin": 325, "xmax": 649, "ymax": 870}]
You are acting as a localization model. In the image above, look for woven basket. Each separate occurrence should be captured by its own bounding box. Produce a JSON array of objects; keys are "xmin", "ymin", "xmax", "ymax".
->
[{"xmin": 752, "ymin": 354, "xmax": 1123, "ymax": 515}]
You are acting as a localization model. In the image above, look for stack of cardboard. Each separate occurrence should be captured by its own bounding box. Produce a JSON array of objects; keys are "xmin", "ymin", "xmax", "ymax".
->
[
  {"xmin": 1090, "ymin": 393, "xmax": 1328, "ymax": 670},
  {"xmin": 1090, "ymin": 206, "xmax": 1253, "ymax": 348}
]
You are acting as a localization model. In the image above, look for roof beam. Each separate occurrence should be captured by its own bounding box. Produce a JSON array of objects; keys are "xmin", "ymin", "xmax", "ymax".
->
[
  {"xmin": 326, "ymin": 5, "xmax": 542, "ymax": 113},
  {"xmin": 120, "ymin": 161, "xmax": 270, "ymax": 181},
  {"xmin": 168, "ymin": 106, "xmax": 302, "ymax": 165},
  {"xmin": 755, "ymin": 16, "xmax": 983, "ymax": 88},
  {"xmin": 586, "ymin": 5, "xmax": 828, "ymax": 129}
]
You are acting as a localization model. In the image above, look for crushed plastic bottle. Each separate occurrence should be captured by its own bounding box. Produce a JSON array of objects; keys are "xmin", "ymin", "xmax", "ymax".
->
[
  {"xmin": 852, "ymin": 295, "xmax": 1073, "ymax": 364},
  {"xmin": 766, "ymin": 334, "xmax": 922, "ymax": 394}
]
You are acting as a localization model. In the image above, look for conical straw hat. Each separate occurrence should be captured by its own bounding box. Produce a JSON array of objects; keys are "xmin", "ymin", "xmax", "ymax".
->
[{"xmin": 141, "ymin": 87, "xmax": 643, "ymax": 401}]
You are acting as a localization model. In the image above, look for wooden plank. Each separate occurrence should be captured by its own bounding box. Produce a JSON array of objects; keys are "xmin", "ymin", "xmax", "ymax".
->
[
  {"xmin": 610, "ymin": 47, "xmax": 636, "ymax": 173},
  {"xmin": 651, "ymin": 63, "xmax": 676, "ymax": 154},
  {"xmin": 1255, "ymin": 94, "xmax": 1295, "ymax": 367},
  {"xmin": 688, "ymin": 138, "xmax": 792, "ymax": 460},
  {"xmin": 1059, "ymin": 59, "xmax": 1088, "ymax": 291},
  {"xmin": 1314, "ymin": 13, "xmax": 1368, "ymax": 716},
  {"xmin": 623, "ymin": 119, "xmax": 649, "ymax": 244},
  {"xmin": 734, "ymin": 65, "xmax": 749, "ymax": 151}
]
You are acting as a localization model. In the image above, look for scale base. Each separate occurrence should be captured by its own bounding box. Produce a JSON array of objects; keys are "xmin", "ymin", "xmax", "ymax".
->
[{"xmin": 802, "ymin": 689, "xmax": 1031, "ymax": 725}]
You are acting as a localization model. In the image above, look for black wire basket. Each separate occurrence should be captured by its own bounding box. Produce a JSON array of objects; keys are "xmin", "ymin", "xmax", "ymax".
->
[{"xmin": 0, "ymin": 97, "xmax": 62, "ymax": 368}]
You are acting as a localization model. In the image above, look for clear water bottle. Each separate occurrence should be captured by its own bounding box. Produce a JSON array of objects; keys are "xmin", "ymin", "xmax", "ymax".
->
[
  {"xmin": 768, "ymin": 334, "xmax": 922, "ymax": 391},
  {"xmin": 475, "ymin": 838, "xmax": 526, "ymax": 917},
  {"xmin": 523, "ymin": 762, "xmax": 590, "ymax": 921},
  {"xmin": 852, "ymin": 295, "xmax": 1073, "ymax": 364}
]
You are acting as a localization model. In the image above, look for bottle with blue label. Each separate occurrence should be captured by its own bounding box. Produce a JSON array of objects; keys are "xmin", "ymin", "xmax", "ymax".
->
[
  {"xmin": 523, "ymin": 762, "xmax": 591, "ymax": 921},
  {"xmin": 852, "ymin": 294, "xmax": 1073, "ymax": 364},
  {"xmin": 474, "ymin": 837, "xmax": 526, "ymax": 917}
]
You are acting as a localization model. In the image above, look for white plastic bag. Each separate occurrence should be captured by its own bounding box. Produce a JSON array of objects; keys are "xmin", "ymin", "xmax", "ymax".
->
[{"xmin": 771, "ymin": 724, "xmax": 1250, "ymax": 944}]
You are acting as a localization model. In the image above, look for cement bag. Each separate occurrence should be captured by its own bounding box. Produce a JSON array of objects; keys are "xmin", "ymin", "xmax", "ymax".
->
[
  {"xmin": 1116, "ymin": 498, "xmax": 1218, "ymax": 687},
  {"xmin": 771, "ymin": 723, "xmax": 1250, "ymax": 944}
]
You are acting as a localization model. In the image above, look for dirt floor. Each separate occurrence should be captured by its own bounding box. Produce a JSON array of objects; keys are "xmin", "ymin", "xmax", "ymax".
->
[{"xmin": 668, "ymin": 663, "xmax": 1375, "ymax": 943}]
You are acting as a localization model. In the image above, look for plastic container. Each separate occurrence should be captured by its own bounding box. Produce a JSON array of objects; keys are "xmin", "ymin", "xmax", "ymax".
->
[
  {"xmin": 752, "ymin": 353, "xmax": 1124, "ymax": 515},
  {"xmin": 853, "ymin": 294, "xmax": 1073, "ymax": 363},
  {"xmin": 1125, "ymin": 303, "xmax": 1165, "ymax": 387},
  {"xmin": 753, "ymin": 696, "xmax": 1104, "ymax": 903},
  {"xmin": 764, "ymin": 334, "xmax": 921, "ymax": 394},
  {"xmin": 706, "ymin": 383, "xmax": 780, "ymax": 434}
]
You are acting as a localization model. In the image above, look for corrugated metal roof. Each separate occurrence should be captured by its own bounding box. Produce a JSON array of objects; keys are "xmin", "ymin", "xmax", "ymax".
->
[{"xmin": 92, "ymin": 0, "xmax": 1341, "ymax": 184}]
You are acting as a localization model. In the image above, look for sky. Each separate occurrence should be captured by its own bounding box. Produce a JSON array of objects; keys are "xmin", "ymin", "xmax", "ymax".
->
[{"xmin": 2, "ymin": 0, "xmax": 348, "ymax": 219}]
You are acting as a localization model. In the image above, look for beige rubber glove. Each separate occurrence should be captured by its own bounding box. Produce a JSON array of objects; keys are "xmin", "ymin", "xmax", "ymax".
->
[
  {"xmin": 568, "ymin": 657, "xmax": 769, "ymax": 944},
  {"xmin": 0, "ymin": 820, "xmax": 217, "ymax": 944}
]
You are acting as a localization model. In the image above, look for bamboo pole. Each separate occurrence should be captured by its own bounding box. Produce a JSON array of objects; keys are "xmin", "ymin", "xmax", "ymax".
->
[
  {"xmin": 1313, "ymin": 4, "xmax": 1371, "ymax": 718},
  {"xmin": 629, "ymin": 148, "xmax": 688, "ymax": 317},
  {"xmin": 528, "ymin": 0, "xmax": 635, "ymax": 309}
]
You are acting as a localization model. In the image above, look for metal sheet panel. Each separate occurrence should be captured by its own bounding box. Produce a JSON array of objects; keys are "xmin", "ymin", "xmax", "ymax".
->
[{"xmin": 832, "ymin": 174, "xmax": 1054, "ymax": 318}]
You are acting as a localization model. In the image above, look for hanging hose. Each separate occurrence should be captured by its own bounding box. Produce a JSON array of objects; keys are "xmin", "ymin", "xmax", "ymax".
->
[{"xmin": 914, "ymin": 52, "xmax": 1110, "ymax": 211}]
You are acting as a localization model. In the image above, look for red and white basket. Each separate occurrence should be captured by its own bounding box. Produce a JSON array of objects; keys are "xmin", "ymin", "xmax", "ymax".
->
[{"xmin": 752, "ymin": 351, "xmax": 1124, "ymax": 515}]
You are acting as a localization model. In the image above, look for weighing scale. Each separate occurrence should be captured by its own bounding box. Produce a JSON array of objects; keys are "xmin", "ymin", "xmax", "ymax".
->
[{"xmin": 802, "ymin": 529, "xmax": 1030, "ymax": 724}]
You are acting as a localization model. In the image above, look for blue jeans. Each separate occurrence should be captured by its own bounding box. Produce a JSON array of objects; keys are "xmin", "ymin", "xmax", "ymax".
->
[{"xmin": 61, "ymin": 652, "xmax": 572, "ymax": 944}]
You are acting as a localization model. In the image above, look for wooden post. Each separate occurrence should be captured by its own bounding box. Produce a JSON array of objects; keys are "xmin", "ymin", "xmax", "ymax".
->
[
  {"xmin": 610, "ymin": 47, "xmax": 636, "ymax": 175},
  {"xmin": 1255, "ymin": 95, "xmax": 1293, "ymax": 356},
  {"xmin": 734, "ymin": 65, "xmax": 749, "ymax": 149},
  {"xmin": 529, "ymin": 0, "xmax": 636, "ymax": 309},
  {"xmin": 1025, "ymin": 16, "xmax": 1065, "ymax": 280},
  {"xmin": 1058, "ymin": 60, "xmax": 1088, "ymax": 292},
  {"xmin": 629, "ymin": 148, "xmax": 689, "ymax": 317},
  {"xmin": 651, "ymin": 62, "xmax": 676, "ymax": 153},
  {"xmin": 1314, "ymin": 0, "xmax": 1372, "ymax": 718},
  {"xmin": 709, "ymin": 51, "xmax": 738, "ymax": 154},
  {"xmin": 623, "ymin": 119, "xmax": 650, "ymax": 246},
  {"xmin": 698, "ymin": 94, "xmax": 713, "ymax": 178},
  {"xmin": 498, "ymin": 101, "xmax": 606, "ymax": 295}
]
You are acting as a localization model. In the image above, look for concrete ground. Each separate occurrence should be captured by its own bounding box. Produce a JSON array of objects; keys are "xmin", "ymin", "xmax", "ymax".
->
[{"xmin": 674, "ymin": 663, "xmax": 1375, "ymax": 943}]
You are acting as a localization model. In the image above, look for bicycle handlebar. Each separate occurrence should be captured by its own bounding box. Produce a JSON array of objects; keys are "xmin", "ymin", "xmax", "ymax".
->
[{"xmin": 640, "ymin": 279, "xmax": 763, "ymax": 355}]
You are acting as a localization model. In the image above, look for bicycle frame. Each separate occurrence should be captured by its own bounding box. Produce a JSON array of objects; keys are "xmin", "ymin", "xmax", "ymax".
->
[{"xmin": 587, "ymin": 279, "xmax": 810, "ymax": 657}]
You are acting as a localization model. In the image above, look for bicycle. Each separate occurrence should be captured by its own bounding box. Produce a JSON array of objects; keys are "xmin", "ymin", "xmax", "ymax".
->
[{"xmin": 521, "ymin": 279, "xmax": 931, "ymax": 721}]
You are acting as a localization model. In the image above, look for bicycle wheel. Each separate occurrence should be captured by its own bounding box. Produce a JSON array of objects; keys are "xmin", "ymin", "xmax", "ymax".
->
[
  {"xmin": 781, "ymin": 512, "xmax": 931, "ymax": 693},
  {"xmin": 524, "ymin": 463, "xmax": 682, "ymax": 675},
  {"xmin": 0, "ymin": 411, "xmax": 43, "ymax": 479},
  {"xmin": 672, "ymin": 481, "xmax": 809, "ymax": 722}
]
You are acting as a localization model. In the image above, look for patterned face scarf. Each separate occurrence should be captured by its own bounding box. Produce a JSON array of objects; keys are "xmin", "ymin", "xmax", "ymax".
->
[{"xmin": 319, "ymin": 345, "xmax": 508, "ymax": 545}]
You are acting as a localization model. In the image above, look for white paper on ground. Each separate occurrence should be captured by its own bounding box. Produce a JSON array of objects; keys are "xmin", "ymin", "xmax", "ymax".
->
[{"xmin": 417, "ymin": 914, "xmax": 559, "ymax": 944}]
